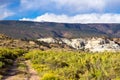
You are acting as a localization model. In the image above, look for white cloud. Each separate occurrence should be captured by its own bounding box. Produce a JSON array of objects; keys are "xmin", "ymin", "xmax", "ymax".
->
[
  {"xmin": 19, "ymin": 0, "xmax": 120, "ymax": 23},
  {"xmin": 0, "ymin": 4, "xmax": 14, "ymax": 19},
  {"xmin": 20, "ymin": 0, "xmax": 50, "ymax": 10},
  {"xmin": 20, "ymin": 0, "xmax": 120, "ymax": 14},
  {"xmin": 20, "ymin": 0, "xmax": 106, "ymax": 13},
  {"xmin": 51, "ymin": 0, "xmax": 105, "ymax": 12},
  {"xmin": 20, "ymin": 13, "xmax": 120, "ymax": 23}
]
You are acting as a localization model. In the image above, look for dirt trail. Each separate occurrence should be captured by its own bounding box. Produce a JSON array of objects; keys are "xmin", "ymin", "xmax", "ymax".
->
[
  {"xmin": 2, "ymin": 60, "xmax": 40, "ymax": 80},
  {"xmin": 2, "ymin": 60, "xmax": 25, "ymax": 80},
  {"xmin": 25, "ymin": 60, "xmax": 40, "ymax": 80}
]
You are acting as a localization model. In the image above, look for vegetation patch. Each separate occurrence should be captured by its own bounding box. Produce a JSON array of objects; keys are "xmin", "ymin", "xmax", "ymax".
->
[
  {"xmin": 25, "ymin": 50, "xmax": 120, "ymax": 80},
  {"xmin": 0, "ymin": 48, "xmax": 26, "ymax": 77}
]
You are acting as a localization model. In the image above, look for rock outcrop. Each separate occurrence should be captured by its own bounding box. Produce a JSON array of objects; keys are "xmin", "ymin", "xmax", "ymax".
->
[
  {"xmin": 85, "ymin": 38, "xmax": 120, "ymax": 52},
  {"xmin": 37, "ymin": 37, "xmax": 120, "ymax": 52}
]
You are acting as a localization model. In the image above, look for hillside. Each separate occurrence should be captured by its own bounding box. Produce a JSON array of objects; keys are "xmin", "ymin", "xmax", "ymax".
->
[
  {"xmin": 0, "ymin": 33, "xmax": 120, "ymax": 80},
  {"xmin": 0, "ymin": 20, "xmax": 120, "ymax": 39}
]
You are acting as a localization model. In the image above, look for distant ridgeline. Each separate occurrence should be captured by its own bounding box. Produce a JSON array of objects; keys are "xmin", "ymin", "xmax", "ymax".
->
[{"xmin": 0, "ymin": 20, "xmax": 120, "ymax": 39}]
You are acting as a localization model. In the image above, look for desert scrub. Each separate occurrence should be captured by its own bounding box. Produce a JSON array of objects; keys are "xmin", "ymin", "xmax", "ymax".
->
[
  {"xmin": 18, "ymin": 62, "xmax": 27, "ymax": 71},
  {"xmin": 0, "ymin": 48, "xmax": 26, "ymax": 76},
  {"xmin": 41, "ymin": 73, "xmax": 60, "ymax": 80},
  {"xmin": 0, "ymin": 62, "xmax": 4, "ymax": 68},
  {"xmin": 25, "ymin": 49, "xmax": 120, "ymax": 80},
  {"xmin": 0, "ymin": 75, "xmax": 2, "ymax": 80},
  {"xmin": 0, "ymin": 48, "xmax": 26, "ymax": 60}
]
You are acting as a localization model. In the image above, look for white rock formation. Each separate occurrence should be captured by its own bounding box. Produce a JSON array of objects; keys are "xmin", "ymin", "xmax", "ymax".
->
[
  {"xmin": 37, "ymin": 38, "xmax": 58, "ymax": 43},
  {"xmin": 70, "ymin": 39, "xmax": 86, "ymax": 49},
  {"xmin": 85, "ymin": 38, "xmax": 120, "ymax": 52},
  {"xmin": 37, "ymin": 37, "xmax": 120, "ymax": 52}
]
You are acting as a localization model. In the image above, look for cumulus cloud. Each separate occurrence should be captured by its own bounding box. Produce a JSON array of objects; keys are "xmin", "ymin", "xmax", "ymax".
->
[
  {"xmin": 20, "ymin": 0, "xmax": 120, "ymax": 14},
  {"xmin": 51, "ymin": 0, "xmax": 105, "ymax": 12},
  {"xmin": 0, "ymin": 4, "xmax": 14, "ymax": 20},
  {"xmin": 20, "ymin": 0, "xmax": 51, "ymax": 10},
  {"xmin": 20, "ymin": 0, "xmax": 106, "ymax": 13},
  {"xmin": 20, "ymin": 13, "xmax": 120, "ymax": 23}
]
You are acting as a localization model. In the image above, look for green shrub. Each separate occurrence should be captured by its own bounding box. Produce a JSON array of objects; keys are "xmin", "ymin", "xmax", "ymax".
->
[
  {"xmin": 25, "ymin": 49, "xmax": 120, "ymax": 80},
  {"xmin": 41, "ymin": 73, "xmax": 60, "ymax": 80},
  {"xmin": 0, "ymin": 48, "xmax": 26, "ymax": 69},
  {"xmin": 0, "ymin": 75, "xmax": 3, "ymax": 80},
  {"xmin": 0, "ymin": 62, "xmax": 4, "ymax": 68},
  {"xmin": 18, "ymin": 62, "xmax": 27, "ymax": 70}
]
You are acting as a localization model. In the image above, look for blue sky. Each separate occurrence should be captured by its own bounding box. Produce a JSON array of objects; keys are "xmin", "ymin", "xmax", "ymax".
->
[{"xmin": 1, "ymin": 0, "xmax": 120, "ymax": 23}]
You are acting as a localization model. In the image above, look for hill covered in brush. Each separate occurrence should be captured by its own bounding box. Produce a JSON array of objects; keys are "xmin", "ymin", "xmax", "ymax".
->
[{"xmin": 0, "ymin": 20, "xmax": 120, "ymax": 39}]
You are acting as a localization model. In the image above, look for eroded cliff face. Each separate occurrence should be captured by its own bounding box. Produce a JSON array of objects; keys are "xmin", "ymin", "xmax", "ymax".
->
[
  {"xmin": 37, "ymin": 37, "xmax": 120, "ymax": 52},
  {"xmin": 85, "ymin": 38, "xmax": 120, "ymax": 52}
]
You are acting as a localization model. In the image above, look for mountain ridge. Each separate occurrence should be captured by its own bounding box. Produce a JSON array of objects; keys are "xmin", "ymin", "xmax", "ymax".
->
[{"xmin": 0, "ymin": 20, "xmax": 120, "ymax": 39}]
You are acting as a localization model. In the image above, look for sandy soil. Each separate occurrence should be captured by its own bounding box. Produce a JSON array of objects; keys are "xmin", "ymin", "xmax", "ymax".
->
[{"xmin": 2, "ymin": 60, "xmax": 40, "ymax": 80}]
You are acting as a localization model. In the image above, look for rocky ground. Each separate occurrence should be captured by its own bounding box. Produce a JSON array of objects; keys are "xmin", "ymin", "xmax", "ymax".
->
[
  {"xmin": 1, "ymin": 33, "xmax": 119, "ymax": 52},
  {"xmin": 37, "ymin": 37, "xmax": 120, "ymax": 52},
  {"xmin": 2, "ymin": 59, "xmax": 40, "ymax": 80}
]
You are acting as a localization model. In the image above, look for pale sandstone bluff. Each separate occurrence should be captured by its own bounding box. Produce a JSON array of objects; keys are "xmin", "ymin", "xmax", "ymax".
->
[{"xmin": 37, "ymin": 37, "xmax": 120, "ymax": 52}]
